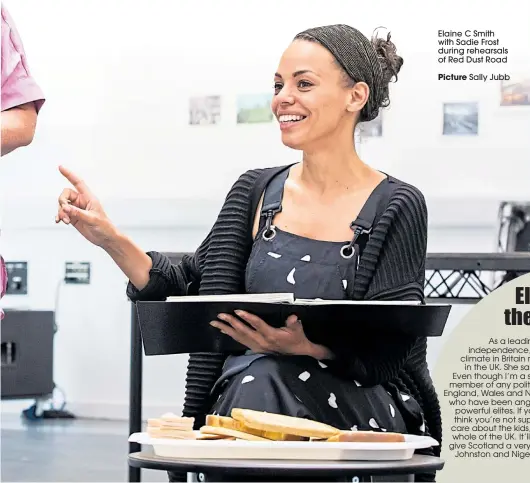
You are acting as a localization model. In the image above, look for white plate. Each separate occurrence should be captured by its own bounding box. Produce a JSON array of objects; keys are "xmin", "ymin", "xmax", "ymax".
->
[{"xmin": 129, "ymin": 432, "xmax": 438, "ymax": 461}]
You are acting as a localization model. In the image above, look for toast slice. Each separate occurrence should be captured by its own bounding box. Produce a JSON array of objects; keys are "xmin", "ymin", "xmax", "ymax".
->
[
  {"xmin": 195, "ymin": 431, "xmax": 231, "ymax": 440},
  {"xmin": 205, "ymin": 414, "xmax": 306, "ymax": 441},
  {"xmin": 231, "ymin": 408, "xmax": 340, "ymax": 439},
  {"xmin": 199, "ymin": 425, "xmax": 271, "ymax": 441},
  {"xmin": 206, "ymin": 415, "xmax": 245, "ymax": 431}
]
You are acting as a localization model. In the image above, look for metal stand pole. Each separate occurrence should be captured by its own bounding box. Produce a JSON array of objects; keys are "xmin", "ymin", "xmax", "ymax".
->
[{"xmin": 129, "ymin": 303, "xmax": 142, "ymax": 482}]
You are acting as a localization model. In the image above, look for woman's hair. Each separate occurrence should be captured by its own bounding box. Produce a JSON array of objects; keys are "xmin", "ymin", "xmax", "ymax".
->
[{"xmin": 294, "ymin": 25, "xmax": 403, "ymax": 122}]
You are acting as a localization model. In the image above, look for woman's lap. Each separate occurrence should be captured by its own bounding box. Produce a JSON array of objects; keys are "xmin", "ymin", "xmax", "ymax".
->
[{"xmin": 210, "ymin": 355, "xmax": 425, "ymax": 435}]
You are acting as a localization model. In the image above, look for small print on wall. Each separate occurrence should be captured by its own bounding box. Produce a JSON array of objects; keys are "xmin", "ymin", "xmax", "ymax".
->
[
  {"xmin": 189, "ymin": 96, "xmax": 221, "ymax": 125},
  {"xmin": 443, "ymin": 102, "xmax": 478, "ymax": 135},
  {"xmin": 500, "ymin": 74, "xmax": 530, "ymax": 106},
  {"xmin": 236, "ymin": 93, "xmax": 273, "ymax": 124}
]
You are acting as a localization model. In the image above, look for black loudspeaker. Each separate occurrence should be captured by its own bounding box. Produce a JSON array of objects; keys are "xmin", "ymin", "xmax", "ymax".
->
[{"xmin": 1, "ymin": 310, "xmax": 55, "ymax": 399}]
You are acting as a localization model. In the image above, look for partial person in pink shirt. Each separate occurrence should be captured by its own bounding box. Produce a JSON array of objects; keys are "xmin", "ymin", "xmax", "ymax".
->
[
  {"xmin": 1, "ymin": 4, "xmax": 46, "ymax": 317},
  {"xmin": 1, "ymin": 3, "xmax": 45, "ymax": 156}
]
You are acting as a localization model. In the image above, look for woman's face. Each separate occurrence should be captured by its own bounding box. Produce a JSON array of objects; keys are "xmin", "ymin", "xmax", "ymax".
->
[{"xmin": 271, "ymin": 39, "xmax": 364, "ymax": 151}]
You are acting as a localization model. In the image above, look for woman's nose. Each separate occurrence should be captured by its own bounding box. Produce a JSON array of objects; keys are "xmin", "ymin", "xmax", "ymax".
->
[{"xmin": 273, "ymin": 89, "xmax": 295, "ymax": 110}]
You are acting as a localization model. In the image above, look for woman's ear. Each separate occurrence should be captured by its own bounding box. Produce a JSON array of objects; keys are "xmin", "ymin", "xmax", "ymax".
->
[{"xmin": 346, "ymin": 82, "xmax": 370, "ymax": 113}]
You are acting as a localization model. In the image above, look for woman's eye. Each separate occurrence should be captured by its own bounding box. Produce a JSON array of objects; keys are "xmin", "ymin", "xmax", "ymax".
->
[
  {"xmin": 273, "ymin": 81, "xmax": 312, "ymax": 94},
  {"xmin": 298, "ymin": 80, "xmax": 313, "ymax": 88}
]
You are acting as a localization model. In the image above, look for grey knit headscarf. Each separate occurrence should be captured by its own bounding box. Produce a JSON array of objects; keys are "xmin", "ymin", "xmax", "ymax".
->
[{"xmin": 294, "ymin": 24, "xmax": 385, "ymax": 122}]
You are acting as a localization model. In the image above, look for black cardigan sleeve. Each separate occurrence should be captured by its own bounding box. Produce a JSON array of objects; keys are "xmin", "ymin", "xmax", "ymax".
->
[{"xmin": 322, "ymin": 184, "xmax": 428, "ymax": 386}]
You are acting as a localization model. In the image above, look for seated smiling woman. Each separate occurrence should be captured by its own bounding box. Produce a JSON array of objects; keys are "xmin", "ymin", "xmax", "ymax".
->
[{"xmin": 56, "ymin": 24, "xmax": 440, "ymax": 482}]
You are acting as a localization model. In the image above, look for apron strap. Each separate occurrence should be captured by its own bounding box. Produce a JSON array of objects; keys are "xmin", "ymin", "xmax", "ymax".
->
[
  {"xmin": 342, "ymin": 176, "xmax": 392, "ymax": 299},
  {"xmin": 259, "ymin": 165, "xmax": 292, "ymax": 238},
  {"xmin": 260, "ymin": 165, "xmax": 292, "ymax": 215},
  {"xmin": 340, "ymin": 177, "xmax": 388, "ymax": 259}
]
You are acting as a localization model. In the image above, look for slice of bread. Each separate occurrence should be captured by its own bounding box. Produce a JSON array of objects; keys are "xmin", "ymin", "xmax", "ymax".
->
[
  {"xmin": 194, "ymin": 431, "xmax": 231, "ymax": 440},
  {"xmin": 159, "ymin": 421, "xmax": 195, "ymax": 430},
  {"xmin": 199, "ymin": 425, "xmax": 271, "ymax": 441},
  {"xmin": 206, "ymin": 415, "xmax": 245, "ymax": 431},
  {"xmin": 231, "ymin": 408, "xmax": 340, "ymax": 439},
  {"xmin": 326, "ymin": 431, "xmax": 405, "ymax": 443},
  {"xmin": 152, "ymin": 414, "xmax": 194, "ymax": 432},
  {"xmin": 160, "ymin": 415, "xmax": 194, "ymax": 424},
  {"xmin": 206, "ymin": 414, "xmax": 306, "ymax": 441},
  {"xmin": 147, "ymin": 427, "xmax": 197, "ymax": 440}
]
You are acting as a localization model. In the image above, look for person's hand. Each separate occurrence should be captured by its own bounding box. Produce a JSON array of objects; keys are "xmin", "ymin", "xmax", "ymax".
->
[
  {"xmin": 210, "ymin": 310, "xmax": 334, "ymax": 359},
  {"xmin": 55, "ymin": 165, "xmax": 118, "ymax": 248}
]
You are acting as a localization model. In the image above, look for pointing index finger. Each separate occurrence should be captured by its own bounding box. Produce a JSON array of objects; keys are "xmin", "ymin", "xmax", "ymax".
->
[{"xmin": 58, "ymin": 165, "xmax": 93, "ymax": 196}]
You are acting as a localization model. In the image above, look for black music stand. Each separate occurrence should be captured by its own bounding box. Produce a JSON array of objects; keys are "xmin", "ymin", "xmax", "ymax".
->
[
  {"xmin": 424, "ymin": 252, "xmax": 530, "ymax": 303},
  {"xmin": 128, "ymin": 252, "xmax": 186, "ymax": 483}
]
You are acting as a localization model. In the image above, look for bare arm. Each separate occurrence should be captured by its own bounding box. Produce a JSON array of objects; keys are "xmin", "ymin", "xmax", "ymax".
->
[
  {"xmin": 62, "ymin": 200, "xmax": 204, "ymax": 298},
  {"xmin": 102, "ymin": 231, "xmax": 153, "ymax": 291},
  {"xmin": 1, "ymin": 102, "xmax": 37, "ymax": 156},
  {"xmin": 56, "ymin": 165, "xmax": 211, "ymax": 301},
  {"xmin": 56, "ymin": 166, "xmax": 153, "ymax": 290}
]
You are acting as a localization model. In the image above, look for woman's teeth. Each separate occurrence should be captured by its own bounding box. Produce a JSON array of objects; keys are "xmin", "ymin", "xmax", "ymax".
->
[{"xmin": 278, "ymin": 115, "xmax": 306, "ymax": 123}]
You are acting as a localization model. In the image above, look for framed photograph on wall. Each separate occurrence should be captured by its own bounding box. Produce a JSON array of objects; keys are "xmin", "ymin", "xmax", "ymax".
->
[
  {"xmin": 189, "ymin": 96, "xmax": 221, "ymax": 125},
  {"xmin": 236, "ymin": 93, "xmax": 274, "ymax": 124},
  {"xmin": 443, "ymin": 102, "xmax": 478, "ymax": 135},
  {"xmin": 500, "ymin": 75, "xmax": 530, "ymax": 106}
]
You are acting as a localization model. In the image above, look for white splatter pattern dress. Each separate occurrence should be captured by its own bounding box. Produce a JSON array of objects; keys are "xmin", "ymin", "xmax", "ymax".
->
[{"xmin": 209, "ymin": 169, "xmax": 426, "ymax": 437}]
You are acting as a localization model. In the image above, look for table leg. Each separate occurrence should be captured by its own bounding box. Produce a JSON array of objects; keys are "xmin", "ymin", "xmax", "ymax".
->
[{"xmin": 129, "ymin": 303, "xmax": 143, "ymax": 483}]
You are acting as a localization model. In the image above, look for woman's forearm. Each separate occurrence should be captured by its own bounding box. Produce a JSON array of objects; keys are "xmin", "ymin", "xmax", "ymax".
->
[{"xmin": 103, "ymin": 231, "xmax": 153, "ymax": 291}]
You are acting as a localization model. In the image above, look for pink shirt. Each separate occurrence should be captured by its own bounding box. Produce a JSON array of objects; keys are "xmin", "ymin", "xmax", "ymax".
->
[
  {"xmin": 1, "ymin": 5, "xmax": 46, "ymax": 318},
  {"xmin": 1, "ymin": 6, "xmax": 46, "ymax": 318},
  {"xmin": 1, "ymin": 4, "xmax": 45, "ymax": 112}
]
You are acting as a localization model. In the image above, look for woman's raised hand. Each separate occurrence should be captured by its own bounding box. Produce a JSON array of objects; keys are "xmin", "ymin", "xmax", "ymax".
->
[{"xmin": 56, "ymin": 165, "xmax": 118, "ymax": 248}]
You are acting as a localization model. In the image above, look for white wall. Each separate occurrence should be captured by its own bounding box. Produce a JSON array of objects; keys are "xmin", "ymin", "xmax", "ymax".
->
[{"xmin": 1, "ymin": 0, "xmax": 529, "ymax": 419}]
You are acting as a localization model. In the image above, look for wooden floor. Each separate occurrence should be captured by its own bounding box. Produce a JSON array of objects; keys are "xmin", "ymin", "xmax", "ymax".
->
[{"xmin": 1, "ymin": 412, "xmax": 166, "ymax": 482}]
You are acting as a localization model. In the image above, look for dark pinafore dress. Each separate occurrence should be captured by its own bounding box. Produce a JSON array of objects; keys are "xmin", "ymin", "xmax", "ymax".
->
[{"xmin": 209, "ymin": 166, "xmax": 426, "ymax": 439}]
